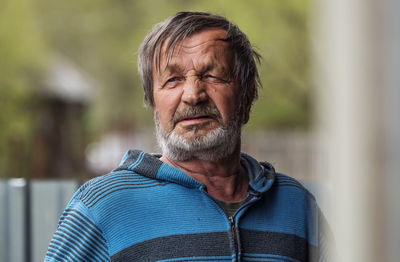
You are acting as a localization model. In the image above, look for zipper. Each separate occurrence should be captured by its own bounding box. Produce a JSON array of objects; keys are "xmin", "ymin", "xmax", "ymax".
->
[
  {"xmin": 228, "ymin": 215, "xmax": 239, "ymax": 261},
  {"xmin": 229, "ymin": 190, "xmax": 262, "ymax": 262},
  {"xmin": 228, "ymin": 216, "xmax": 235, "ymax": 237},
  {"xmin": 199, "ymin": 186, "xmax": 262, "ymax": 262}
]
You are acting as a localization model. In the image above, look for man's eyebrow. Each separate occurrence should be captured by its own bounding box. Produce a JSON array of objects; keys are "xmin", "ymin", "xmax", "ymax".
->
[
  {"xmin": 160, "ymin": 58, "xmax": 230, "ymax": 77},
  {"xmin": 199, "ymin": 63, "xmax": 216, "ymax": 73},
  {"xmin": 202, "ymin": 62, "xmax": 231, "ymax": 77},
  {"xmin": 161, "ymin": 63, "xmax": 184, "ymax": 75},
  {"xmin": 162, "ymin": 62, "xmax": 218, "ymax": 75}
]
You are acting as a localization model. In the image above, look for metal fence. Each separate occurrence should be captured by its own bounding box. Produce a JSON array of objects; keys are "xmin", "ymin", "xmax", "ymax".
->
[{"xmin": 0, "ymin": 179, "xmax": 80, "ymax": 262}]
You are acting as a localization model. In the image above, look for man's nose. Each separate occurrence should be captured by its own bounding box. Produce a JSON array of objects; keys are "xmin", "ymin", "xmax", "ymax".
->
[{"xmin": 181, "ymin": 77, "xmax": 207, "ymax": 105}]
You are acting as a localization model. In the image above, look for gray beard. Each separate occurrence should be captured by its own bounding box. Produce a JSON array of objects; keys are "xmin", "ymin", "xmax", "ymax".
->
[{"xmin": 154, "ymin": 113, "xmax": 241, "ymax": 161}]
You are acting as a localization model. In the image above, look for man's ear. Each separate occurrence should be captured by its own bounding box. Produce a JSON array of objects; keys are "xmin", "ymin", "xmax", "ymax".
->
[
  {"xmin": 242, "ymin": 84, "xmax": 257, "ymax": 125},
  {"xmin": 242, "ymin": 105, "xmax": 251, "ymax": 125},
  {"xmin": 242, "ymin": 92, "xmax": 254, "ymax": 125}
]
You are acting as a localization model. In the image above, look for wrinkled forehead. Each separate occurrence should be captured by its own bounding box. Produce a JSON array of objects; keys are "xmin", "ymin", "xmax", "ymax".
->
[{"xmin": 154, "ymin": 29, "xmax": 230, "ymax": 72}]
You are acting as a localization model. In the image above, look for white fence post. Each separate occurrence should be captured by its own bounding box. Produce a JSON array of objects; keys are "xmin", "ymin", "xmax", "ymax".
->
[{"xmin": 313, "ymin": 0, "xmax": 400, "ymax": 261}]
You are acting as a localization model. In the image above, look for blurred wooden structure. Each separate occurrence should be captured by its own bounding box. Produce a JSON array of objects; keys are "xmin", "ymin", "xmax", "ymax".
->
[{"xmin": 31, "ymin": 56, "xmax": 94, "ymax": 179}]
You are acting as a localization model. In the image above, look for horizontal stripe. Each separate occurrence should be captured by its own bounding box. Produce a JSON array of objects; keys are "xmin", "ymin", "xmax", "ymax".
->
[
  {"xmin": 111, "ymin": 229, "xmax": 315, "ymax": 262},
  {"xmin": 159, "ymin": 256, "xmax": 234, "ymax": 262},
  {"xmin": 60, "ymin": 219, "xmax": 108, "ymax": 255},
  {"xmin": 56, "ymin": 224, "xmax": 108, "ymax": 258},
  {"xmin": 241, "ymin": 229, "xmax": 314, "ymax": 262},
  {"xmin": 61, "ymin": 212, "xmax": 106, "ymax": 245},
  {"xmin": 80, "ymin": 173, "xmax": 156, "ymax": 200},
  {"xmin": 62, "ymin": 209, "xmax": 106, "ymax": 243},
  {"xmin": 242, "ymin": 258, "xmax": 291, "ymax": 262},
  {"xmin": 111, "ymin": 232, "xmax": 232, "ymax": 262},
  {"xmin": 82, "ymin": 179, "xmax": 162, "ymax": 206},
  {"xmin": 50, "ymin": 236, "xmax": 96, "ymax": 261},
  {"xmin": 243, "ymin": 253, "xmax": 301, "ymax": 262},
  {"xmin": 81, "ymin": 173, "xmax": 154, "ymax": 199},
  {"xmin": 50, "ymin": 235, "xmax": 108, "ymax": 262},
  {"xmin": 53, "ymin": 229, "xmax": 101, "ymax": 259},
  {"xmin": 48, "ymin": 209, "xmax": 109, "ymax": 261},
  {"xmin": 47, "ymin": 244, "xmax": 79, "ymax": 262},
  {"xmin": 85, "ymin": 182, "xmax": 166, "ymax": 208}
]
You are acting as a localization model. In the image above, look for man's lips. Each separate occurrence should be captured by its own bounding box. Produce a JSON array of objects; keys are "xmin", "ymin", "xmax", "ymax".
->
[{"xmin": 176, "ymin": 115, "xmax": 214, "ymax": 125}]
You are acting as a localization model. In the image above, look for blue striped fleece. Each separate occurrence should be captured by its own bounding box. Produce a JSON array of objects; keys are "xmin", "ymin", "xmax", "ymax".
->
[
  {"xmin": 45, "ymin": 150, "xmax": 330, "ymax": 262},
  {"xmin": 46, "ymin": 208, "xmax": 109, "ymax": 261}
]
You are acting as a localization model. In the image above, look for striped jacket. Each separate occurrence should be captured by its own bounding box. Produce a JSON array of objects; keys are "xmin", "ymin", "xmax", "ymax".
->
[{"xmin": 45, "ymin": 150, "xmax": 328, "ymax": 262}]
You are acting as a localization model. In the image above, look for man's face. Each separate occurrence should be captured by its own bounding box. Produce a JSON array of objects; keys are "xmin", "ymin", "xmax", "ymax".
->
[{"xmin": 153, "ymin": 29, "xmax": 241, "ymax": 160}]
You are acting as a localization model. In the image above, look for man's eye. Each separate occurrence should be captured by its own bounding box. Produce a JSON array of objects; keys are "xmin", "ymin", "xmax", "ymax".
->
[
  {"xmin": 167, "ymin": 77, "xmax": 178, "ymax": 83},
  {"xmin": 203, "ymin": 74, "xmax": 216, "ymax": 79},
  {"xmin": 202, "ymin": 74, "xmax": 227, "ymax": 83},
  {"xmin": 163, "ymin": 77, "xmax": 182, "ymax": 88}
]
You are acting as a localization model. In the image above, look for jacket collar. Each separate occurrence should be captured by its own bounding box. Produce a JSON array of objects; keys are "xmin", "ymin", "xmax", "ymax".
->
[{"xmin": 114, "ymin": 150, "xmax": 275, "ymax": 194}]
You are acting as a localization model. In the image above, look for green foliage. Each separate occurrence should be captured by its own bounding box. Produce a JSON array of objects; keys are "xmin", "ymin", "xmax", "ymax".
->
[
  {"xmin": 30, "ymin": 0, "xmax": 312, "ymax": 133},
  {"xmin": 0, "ymin": 0, "xmax": 48, "ymax": 177},
  {"xmin": 0, "ymin": 0, "xmax": 312, "ymax": 176}
]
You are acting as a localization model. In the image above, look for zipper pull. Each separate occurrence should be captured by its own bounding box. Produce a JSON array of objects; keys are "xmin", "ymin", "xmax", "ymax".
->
[
  {"xmin": 228, "ymin": 216, "xmax": 237, "ymax": 241},
  {"xmin": 229, "ymin": 216, "xmax": 241, "ymax": 262},
  {"xmin": 228, "ymin": 216, "xmax": 234, "ymax": 226}
]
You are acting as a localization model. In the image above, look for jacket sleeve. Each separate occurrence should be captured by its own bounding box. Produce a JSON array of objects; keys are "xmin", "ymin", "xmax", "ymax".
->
[{"xmin": 44, "ymin": 199, "xmax": 110, "ymax": 262}]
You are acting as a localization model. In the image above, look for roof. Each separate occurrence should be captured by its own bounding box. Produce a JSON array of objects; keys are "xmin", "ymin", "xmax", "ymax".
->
[{"xmin": 42, "ymin": 56, "xmax": 95, "ymax": 103}]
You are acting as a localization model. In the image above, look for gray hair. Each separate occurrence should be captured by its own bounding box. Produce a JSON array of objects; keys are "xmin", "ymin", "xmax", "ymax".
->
[{"xmin": 138, "ymin": 11, "xmax": 262, "ymax": 124}]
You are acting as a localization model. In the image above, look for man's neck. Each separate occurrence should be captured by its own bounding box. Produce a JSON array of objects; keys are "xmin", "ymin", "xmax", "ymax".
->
[{"xmin": 160, "ymin": 150, "xmax": 249, "ymax": 202}]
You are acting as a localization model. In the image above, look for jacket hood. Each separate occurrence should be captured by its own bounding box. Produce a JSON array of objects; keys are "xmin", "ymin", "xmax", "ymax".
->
[{"xmin": 113, "ymin": 150, "xmax": 275, "ymax": 194}]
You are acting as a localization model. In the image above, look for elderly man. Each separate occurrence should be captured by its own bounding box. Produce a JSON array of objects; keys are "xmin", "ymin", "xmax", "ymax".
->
[{"xmin": 45, "ymin": 12, "xmax": 327, "ymax": 262}]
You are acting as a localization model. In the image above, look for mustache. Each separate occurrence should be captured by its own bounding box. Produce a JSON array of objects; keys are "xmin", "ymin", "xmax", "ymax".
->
[{"xmin": 172, "ymin": 104, "xmax": 222, "ymax": 125}]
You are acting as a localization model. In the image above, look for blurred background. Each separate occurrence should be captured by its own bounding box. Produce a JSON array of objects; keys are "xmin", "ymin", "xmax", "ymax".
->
[{"xmin": 0, "ymin": 0, "xmax": 399, "ymax": 261}]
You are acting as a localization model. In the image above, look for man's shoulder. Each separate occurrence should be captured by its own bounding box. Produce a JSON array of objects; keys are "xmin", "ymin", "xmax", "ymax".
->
[
  {"xmin": 273, "ymin": 172, "xmax": 307, "ymax": 189},
  {"xmin": 76, "ymin": 150, "xmax": 163, "ymax": 196},
  {"xmin": 72, "ymin": 170, "xmax": 163, "ymax": 207},
  {"xmin": 272, "ymin": 172, "xmax": 316, "ymax": 201}
]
